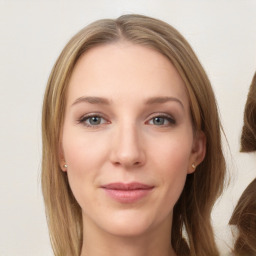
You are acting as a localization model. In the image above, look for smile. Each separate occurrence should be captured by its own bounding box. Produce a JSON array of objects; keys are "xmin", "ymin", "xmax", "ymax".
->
[{"xmin": 101, "ymin": 182, "xmax": 154, "ymax": 203}]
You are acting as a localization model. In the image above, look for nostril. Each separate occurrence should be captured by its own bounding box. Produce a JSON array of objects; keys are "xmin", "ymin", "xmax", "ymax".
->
[{"xmin": 113, "ymin": 161, "xmax": 141, "ymax": 166}]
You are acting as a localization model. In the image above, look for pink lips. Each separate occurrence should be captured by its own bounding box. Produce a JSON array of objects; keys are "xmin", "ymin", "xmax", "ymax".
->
[{"xmin": 101, "ymin": 182, "xmax": 154, "ymax": 203}]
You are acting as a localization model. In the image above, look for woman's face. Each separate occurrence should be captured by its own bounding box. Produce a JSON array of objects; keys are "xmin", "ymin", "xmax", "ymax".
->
[{"xmin": 61, "ymin": 42, "xmax": 205, "ymax": 238}]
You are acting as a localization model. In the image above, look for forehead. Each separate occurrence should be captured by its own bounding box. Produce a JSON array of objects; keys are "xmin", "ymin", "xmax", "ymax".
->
[{"xmin": 67, "ymin": 42, "xmax": 189, "ymax": 108}]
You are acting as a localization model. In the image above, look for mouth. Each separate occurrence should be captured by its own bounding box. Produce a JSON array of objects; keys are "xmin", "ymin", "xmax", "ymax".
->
[{"xmin": 100, "ymin": 182, "xmax": 154, "ymax": 203}]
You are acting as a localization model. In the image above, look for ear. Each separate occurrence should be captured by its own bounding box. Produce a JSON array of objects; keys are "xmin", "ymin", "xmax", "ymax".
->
[
  {"xmin": 58, "ymin": 143, "xmax": 67, "ymax": 172},
  {"xmin": 187, "ymin": 130, "xmax": 206, "ymax": 174}
]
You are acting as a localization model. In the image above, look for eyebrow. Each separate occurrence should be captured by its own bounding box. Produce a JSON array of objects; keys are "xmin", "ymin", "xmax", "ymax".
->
[
  {"xmin": 145, "ymin": 97, "xmax": 184, "ymax": 109},
  {"xmin": 71, "ymin": 96, "xmax": 184, "ymax": 109},
  {"xmin": 71, "ymin": 96, "xmax": 110, "ymax": 106}
]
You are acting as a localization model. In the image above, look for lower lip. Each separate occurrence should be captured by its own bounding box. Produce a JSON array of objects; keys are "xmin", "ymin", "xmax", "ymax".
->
[{"xmin": 103, "ymin": 188, "xmax": 153, "ymax": 203}]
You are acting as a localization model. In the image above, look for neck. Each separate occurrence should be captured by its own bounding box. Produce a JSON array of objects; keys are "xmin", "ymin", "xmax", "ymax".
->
[{"xmin": 80, "ymin": 215, "xmax": 176, "ymax": 256}]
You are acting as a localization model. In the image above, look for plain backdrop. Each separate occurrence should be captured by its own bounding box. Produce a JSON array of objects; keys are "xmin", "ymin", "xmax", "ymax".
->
[{"xmin": 0, "ymin": 1, "xmax": 256, "ymax": 255}]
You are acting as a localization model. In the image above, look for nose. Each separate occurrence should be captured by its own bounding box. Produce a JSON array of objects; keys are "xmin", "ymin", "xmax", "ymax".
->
[{"xmin": 110, "ymin": 122, "xmax": 146, "ymax": 168}]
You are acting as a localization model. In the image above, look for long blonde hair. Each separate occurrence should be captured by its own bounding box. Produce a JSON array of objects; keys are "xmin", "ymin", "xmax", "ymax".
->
[{"xmin": 42, "ymin": 14, "xmax": 226, "ymax": 256}]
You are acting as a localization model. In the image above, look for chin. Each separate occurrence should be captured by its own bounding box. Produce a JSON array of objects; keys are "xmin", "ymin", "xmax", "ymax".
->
[
  {"xmin": 98, "ymin": 210, "xmax": 161, "ymax": 238},
  {"xmin": 106, "ymin": 223, "xmax": 151, "ymax": 238}
]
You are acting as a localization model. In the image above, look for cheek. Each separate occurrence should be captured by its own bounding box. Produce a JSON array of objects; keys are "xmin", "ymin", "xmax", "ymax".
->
[
  {"xmin": 151, "ymin": 132, "xmax": 193, "ymax": 174},
  {"xmin": 61, "ymin": 129, "xmax": 109, "ymax": 205},
  {"xmin": 62, "ymin": 128, "xmax": 109, "ymax": 171},
  {"xmin": 151, "ymin": 134, "xmax": 193, "ymax": 200},
  {"xmin": 159, "ymin": 148, "xmax": 189, "ymax": 194},
  {"xmin": 155, "ymin": 153, "xmax": 189, "ymax": 219}
]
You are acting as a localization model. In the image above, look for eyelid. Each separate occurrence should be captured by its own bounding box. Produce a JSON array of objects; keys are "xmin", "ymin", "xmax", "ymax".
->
[
  {"xmin": 146, "ymin": 113, "xmax": 176, "ymax": 126},
  {"xmin": 77, "ymin": 112, "xmax": 176, "ymax": 127},
  {"xmin": 77, "ymin": 112, "xmax": 110, "ymax": 127}
]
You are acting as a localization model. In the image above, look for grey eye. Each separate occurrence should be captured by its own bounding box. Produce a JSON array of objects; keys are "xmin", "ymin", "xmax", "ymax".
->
[
  {"xmin": 152, "ymin": 117, "xmax": 165, "ymax": 125},
  {"xmin": 148, "ymin": 115, "xmax": 176, "ymax": 126},
  {"xmin": 87, "ymin": 116, "xmax": 102, "ymax": 125},
  {"xmin": 79, "ymin": 114, "xmax": 108, "ymax": 127}
]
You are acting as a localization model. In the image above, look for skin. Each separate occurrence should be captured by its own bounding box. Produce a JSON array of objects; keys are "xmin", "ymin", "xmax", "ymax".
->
[{"xmin": 60, "ymin": 42, "xmax": 206, "ymax": 256}]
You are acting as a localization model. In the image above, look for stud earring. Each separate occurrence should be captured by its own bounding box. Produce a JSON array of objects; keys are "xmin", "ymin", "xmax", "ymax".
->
[
  {"xmin": 192, "ymin": 163, "xmax": 196, "ymax": 169},
  {"xmin": 63, "ymin": 164, "xmax": 68, "ymax": 168}
]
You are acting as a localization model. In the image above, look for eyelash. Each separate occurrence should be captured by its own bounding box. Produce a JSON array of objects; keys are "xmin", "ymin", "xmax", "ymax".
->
[
  {"xmin": 77, "ymin": 113, "xmax": 109, "ymax": 128},
  {"xmin": 77, "ymin": 113, "xmax": 176, "ymax": 128},
  {"xmin": 147, "ymin": 114, "xmax": 176, "ymax": 126}
]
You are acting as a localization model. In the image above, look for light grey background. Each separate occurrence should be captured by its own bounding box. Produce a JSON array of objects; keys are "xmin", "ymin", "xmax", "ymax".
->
[{"xmin": 0, "ymin": 1, "xmax": 256, "ymax": 255}]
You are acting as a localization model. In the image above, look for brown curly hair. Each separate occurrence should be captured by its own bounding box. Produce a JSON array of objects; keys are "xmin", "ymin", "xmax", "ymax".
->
[{"xmin": 229, "ymin": 72, "xmax": 256, "ymax": 256}]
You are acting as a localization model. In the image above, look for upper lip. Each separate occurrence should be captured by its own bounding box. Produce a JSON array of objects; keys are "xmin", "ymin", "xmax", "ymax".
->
[{"xmin": 101, "ymin": 182, "xmax": 154, "ymax": 190}]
